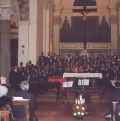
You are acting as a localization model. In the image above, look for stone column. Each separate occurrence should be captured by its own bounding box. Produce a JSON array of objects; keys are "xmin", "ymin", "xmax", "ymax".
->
[
  {"xmin": 53, "ymin": 7, "xmax": 62, "ymax": 55},
  {"xmin": 108, "ymin": 6, "xmax": 118, "ymax": 55},
  {"xmin": 18, "ymin": 21, "xmax": 29, "ymax": 66},
  {"xmin": 43, "ymin": 0, "xmax": 53, "ymax": 56},
  {"xmin": 0, "ymin": 7, "xmax": 14, "ymax": 79}
]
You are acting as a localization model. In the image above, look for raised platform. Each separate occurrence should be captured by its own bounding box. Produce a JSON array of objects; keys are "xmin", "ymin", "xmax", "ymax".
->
[
  {"xmin": 38, "ymin": 87, "xmax": 108, "ymax": 103},
  {"xmin": 64, "ymin": 87, "xmax": 101, "ymax": 103}
]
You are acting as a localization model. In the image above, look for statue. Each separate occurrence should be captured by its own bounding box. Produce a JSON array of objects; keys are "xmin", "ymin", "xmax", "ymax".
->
[
  {"xmin": 0, "ymin": 0, "xmax": 14, "ymax": 7},
  {"xmin": 82, "ymin": 11, "xmax": 88, "ymax": 21}
]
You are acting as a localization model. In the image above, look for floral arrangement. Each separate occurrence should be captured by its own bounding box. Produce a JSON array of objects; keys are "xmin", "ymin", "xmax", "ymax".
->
[{"xmin": 72, "ymin": 94, "xmax": 89, "ymax": 120}]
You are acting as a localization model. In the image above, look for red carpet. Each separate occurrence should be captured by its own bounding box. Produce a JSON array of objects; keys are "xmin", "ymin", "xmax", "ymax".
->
[
  {"xmin": 65, "ymin": 106, "xmax": 73, "ymax": 116},
  {"xmin": 87, "ymin": 107, "xmax": 95, "ymax": 116}
]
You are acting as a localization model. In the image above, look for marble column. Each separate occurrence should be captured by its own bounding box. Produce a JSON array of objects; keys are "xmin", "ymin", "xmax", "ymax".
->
[{"xmin": 0, "ymin": 7, "xmax": 14, "ymax": 79}]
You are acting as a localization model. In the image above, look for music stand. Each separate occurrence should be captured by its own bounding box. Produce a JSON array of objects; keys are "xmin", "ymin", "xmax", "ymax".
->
[
  {"xmin": 78, "ymin": 79, "xmax": 89, "ymax": 88},
  {"xmin": 62, "ymin": 81, "xmax": 73, "ymax": 105},
  {"xmin": 78, "ymin": 79, "xmax": 89, "ymax": 100},
  {"xmin": 110, "ymin": 80, "xmax": 116, "ymax": 87}
]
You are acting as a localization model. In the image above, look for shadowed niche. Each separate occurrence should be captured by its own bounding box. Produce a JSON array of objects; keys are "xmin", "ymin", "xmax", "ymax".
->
[
  {"xmin": 73, "ymin": 0, "xmax": 97, "ymax": 12},
  {"xmin": 73, "ymin": 0, "xmax": 96, "ymax": 6}
]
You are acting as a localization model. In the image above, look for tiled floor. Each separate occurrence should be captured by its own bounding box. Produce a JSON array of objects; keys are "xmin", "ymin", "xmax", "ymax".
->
[{"xmin": 35, "ymin": 92, "xmax": 109, "ymax": 121}]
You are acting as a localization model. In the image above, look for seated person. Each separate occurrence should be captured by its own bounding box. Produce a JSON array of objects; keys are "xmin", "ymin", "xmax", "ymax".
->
[
  {"xmin": 13, "ymin": 80, "xmax": 37, "ymax": 119},
  {"xmin": 0, "ymin": 85, "xmax": 8, "ymax": 98},
  {"xmin": 105, "ymin": 80, "xmax": 120, "ymax": 120},
  {"xmin": 0, "ymin": 76, "xmax": 15, "ymax": 99},
  {"xmin": 0, "ymin": 85, "xmax": 12, "ymax": 109},
  {"xmin": 0, "ymin": 85, "xmax": 13, "ymax": 119}
]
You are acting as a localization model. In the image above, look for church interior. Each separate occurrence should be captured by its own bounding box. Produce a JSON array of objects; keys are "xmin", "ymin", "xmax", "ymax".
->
[{"xmin": 1, "ymin": 0, "xmax": 120, "ymax": 121}]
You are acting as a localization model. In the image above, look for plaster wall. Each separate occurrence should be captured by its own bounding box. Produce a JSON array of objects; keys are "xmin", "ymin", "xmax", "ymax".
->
[
  {"xmin": 18, "ymin": 21, "xmax": 29, "ymax": 66},
  {"xmin": 36, "ymin": 0, "xmax": 44, "ymax": 62},
  {"xmin": 29, "ymin": 0, "xmax": 37, "ymax": 64}
]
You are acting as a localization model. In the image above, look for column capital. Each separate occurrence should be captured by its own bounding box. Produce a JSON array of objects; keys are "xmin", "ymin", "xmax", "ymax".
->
[
  {"xmin": 107, "ymin": 6, "xmax": 116, "ymax": 11},
  {"xmin": 116, "ymin": 0, "xmax": 120, "ymax": 9},
  {"xmin": 18, "ymin": 21, "xmax": 30, "ymax": 25},
  {"xmin": 109, "ymin": 15, "xmax": 117, "ymax": 24},
  {"xmin": 44, "ymin": 0, "xmax": 54, "ymax": 10},
  {"xmin": 0, "ymin": 7, "xmax": 15, "ymax": 20},
  {"xmin": 53, "ymin": 16, "xmax": 61, "ymax": 25}
]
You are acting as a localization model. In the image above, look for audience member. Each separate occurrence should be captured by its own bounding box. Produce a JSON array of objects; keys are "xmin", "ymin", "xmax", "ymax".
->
[
  {"xmin": 0, "ymin": 76, "xmax": 15, "ymax": 99},
  {"xmin": 0, "ymin": 85, "xmax": 14, "ymax": 120},
  {"xmin": 13, "ymin": 80, "xmax": 37, "ymax": 119},
  {"xmin": 0, "ymin": 85, "xmax": 8, "ymax": 98}
]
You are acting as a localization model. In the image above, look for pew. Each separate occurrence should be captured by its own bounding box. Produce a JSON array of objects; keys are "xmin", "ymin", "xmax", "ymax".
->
[
  {"xmin": 12, "ymin": 99, "xmax": 31, "ymax": 121},
  {"xmin": 0, "ymin": 110, "xmax": 12, "ymax": 121}
]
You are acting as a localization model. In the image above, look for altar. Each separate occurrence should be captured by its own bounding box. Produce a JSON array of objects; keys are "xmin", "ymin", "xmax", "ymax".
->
[
  {"xmin": 63, "ymin": 73, "xmax": 102, "ymax": 88},
  {"xmin": 63, "ymin": 73, "xmax": 103, "ymax": 79}
]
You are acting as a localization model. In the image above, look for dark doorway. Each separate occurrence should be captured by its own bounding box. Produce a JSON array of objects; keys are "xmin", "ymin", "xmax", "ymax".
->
[{"xmin": 10, "ymin": 39, "xmax": 18, "ymax": 67}]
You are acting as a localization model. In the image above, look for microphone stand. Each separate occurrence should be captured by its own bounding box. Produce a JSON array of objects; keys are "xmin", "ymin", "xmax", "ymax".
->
[
  {"xmin": 116, "ymin": 72, "xmax": 117, "ymax": 82},
  {"xmin": 79, "ymin": 80, "xmax": 86, "ymax": 103},
  {"xmin": 65, "ymin": 82, "xmax": 69, "ymax": 105}
]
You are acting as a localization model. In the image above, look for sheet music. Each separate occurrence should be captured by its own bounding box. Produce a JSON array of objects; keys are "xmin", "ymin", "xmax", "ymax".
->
[
  {"xmin": 13, "ymin": 97, "xmax": 28, "ymax": 101},
  {"xmin": 78, "ymin": 79, "xmax": 89, "ymax": 86},
  {"xmin": 62, "ymin": 81, "xmax": 73, "ymax": 87},
  {"xmin": 110, "ymin": 80, "xmax": 116, "ymax": 87}
]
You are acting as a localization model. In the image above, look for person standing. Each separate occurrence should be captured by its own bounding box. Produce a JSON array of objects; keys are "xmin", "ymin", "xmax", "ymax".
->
[
  {"xmin": 39, "ymin": 52, "xmax": 46, "ymax": 65},
  {"xmin": 105, "ymin": 80, "xmax": 120, "ymax": 121},
  {"xmin": 9, "ymin": 65, "xmax": 21, "ymax": 92}
]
